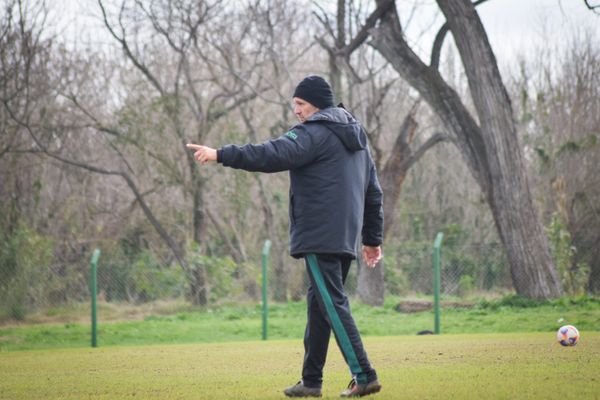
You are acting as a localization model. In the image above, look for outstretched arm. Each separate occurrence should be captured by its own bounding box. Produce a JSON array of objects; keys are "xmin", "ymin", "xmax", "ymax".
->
[{"xmin": 188, "ymin": 126, "xmax": 318, "ymax": 173}]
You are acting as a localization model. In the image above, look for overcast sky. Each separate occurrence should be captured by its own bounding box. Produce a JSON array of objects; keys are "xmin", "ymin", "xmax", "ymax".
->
[
  {"xmin": 57, "ymin": 0, "xmax": 599, "ymax": 67},
  {"xmin": 396, "ymin": 0, "xmax": 599, "ymax": 66},
  {"xmin": 476, "ymin": 0, "xmax": 598, "ymax": 62}
]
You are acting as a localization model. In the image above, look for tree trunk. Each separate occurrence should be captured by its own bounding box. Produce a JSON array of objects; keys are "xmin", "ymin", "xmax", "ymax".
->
[
  {"xmin": 359, "ymin": 102, "xmax": 447, "ymax": 306},
  {"xmin": 380, "ymin": 103, "xmax": 420, "ymax": 239},
  {"xmin": 189, "ymin": 266, "xmax": 208, "ymax": 306},
  {"xmin": 272, "ymin": 245, "xmax": 288, "ymax": 301},
  {"xmin": 357, "ymin": 258, "xmax": 385, "ymax": 306},
  {"xmin": 437, "ymin": 0, "xmax": 562, "ymax": 299},
  {"xmin": 358, "ymin": 103, "xmax": 417, "ymax": 306},
  {"xmin": 371, "ymin": 0, "xmax": 562, "ymax": 299},
  {"xmin": 242, "ymin": 103, "xmax": 290, "ymax": 302},
  {"xmin": 189, "ymin": 170, "xmax": 209, "ymax": 305},
  {"xmin": 259, "ymin": 177, "xmax": 288, "ymax": 302}
]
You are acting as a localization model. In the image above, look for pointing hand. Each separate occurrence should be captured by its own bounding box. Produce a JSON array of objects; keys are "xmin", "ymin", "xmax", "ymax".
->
[{"xmin": 187, "ymin": 143, "xmax": 217, "ymax": 164}]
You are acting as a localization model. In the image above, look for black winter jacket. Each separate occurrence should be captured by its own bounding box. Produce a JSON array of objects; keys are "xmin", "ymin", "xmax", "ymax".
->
[{"xmin": 218, "ymin": 107, "xmax": 383, "ymax": 259}]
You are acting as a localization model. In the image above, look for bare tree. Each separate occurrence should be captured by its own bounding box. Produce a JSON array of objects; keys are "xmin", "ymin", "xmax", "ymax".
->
[
  {"xmin": 82, "ymin": 0, "xmax": 283, "ymax": 304},
  {"xmin": 314, "ymin": 0, "xmax": 451, "ymax": 304},
  {"xmin": 1, "ymin": 0, "xmax": 287, "ymax": 306},
  {"xmin": 516, "ymin": 32, "xmax": 600, "ymax": 294},
  {"xmin": 89, "ymin": 0, "xmax": 320, "ymax": 304},
  {"xmin": 344, "ymin": 0, "xmax": 562, "ymax": 299},
  {"xmin": 222, "ymin": 0, "xmax": 314, "ymax": 301}
]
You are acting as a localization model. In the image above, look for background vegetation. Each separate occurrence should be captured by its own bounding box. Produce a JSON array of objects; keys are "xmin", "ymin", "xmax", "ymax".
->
[{"xmin": 1, "ymin": 1, "xmax": 599, "ymax": 322}]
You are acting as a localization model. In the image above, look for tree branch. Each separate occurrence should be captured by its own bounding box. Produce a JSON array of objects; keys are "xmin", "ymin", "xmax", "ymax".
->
[
  {"xmin": 205, "ymin": 208, "xmax": 245, "ymax": 263},
  {"xmin": 370, "ymin": 5, "xmax": 491, "ymax": 194},
  {"xmin": 340, "ymin": 0, "xmax": 395, "ymax": 58},
  {"xmin": 430, "ymin": 24, "xmax": 450, "ymax": 70},
  {"xmin": 5, "ymin": 101, "xmax": 191, "ymax": 275},
  {"xmin": 312, "ymin": 2, "xmax": 336, "ymax": 41},
  {"xmin": 315, "ymin": 35, "xmax": 364, "ymax": 84},
  {"xmin": 61, "ymin": 92, "xmax": 121, "ymax": 137},
  {"xmin": 583, "ymin": 0, "xmax": 600, "ymax": 13},
  {"xmin": 430, "ymin": 0, "xmax": 490, "ymax": 69},
  {"xmin": 206, "ymin": 91, "xmax": 258, "ymax": 123},
  {"xmin": 98, "ymin": 0, "xmax": 165, "ymax": 96},
  {"xmin": 401, "ymin": 131, "xmax": 452, "ymax": 171}
]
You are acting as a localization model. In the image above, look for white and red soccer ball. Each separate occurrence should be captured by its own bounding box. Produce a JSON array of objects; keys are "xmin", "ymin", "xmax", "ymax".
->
[{"xmin": 557, "ymin": 325, "xmax": 579, "ymax": 347}]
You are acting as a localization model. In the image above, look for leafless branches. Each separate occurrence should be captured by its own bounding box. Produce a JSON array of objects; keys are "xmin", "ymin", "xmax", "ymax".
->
[{"xmin": 583, "ymin": 0, "xmax": 600, "ymax": 13}]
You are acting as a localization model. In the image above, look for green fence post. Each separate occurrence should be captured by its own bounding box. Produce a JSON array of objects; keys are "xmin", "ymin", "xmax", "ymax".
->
[
  {"xmin": 433, "ymin": 233, "xmax": 444, "ymax": 335},
  {"xmin": 90, "ymin": 248, "xmax": 101, "ymax": 348},
  {"xmin": 261, "ymin": 240, "xmax": 272, "ymax": 341}
]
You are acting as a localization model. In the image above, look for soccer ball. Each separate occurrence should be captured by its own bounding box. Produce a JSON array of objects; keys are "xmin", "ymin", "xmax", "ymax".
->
[{"xmin": 557, "ymin": 325, "xmax": 579, "ymax": 347}]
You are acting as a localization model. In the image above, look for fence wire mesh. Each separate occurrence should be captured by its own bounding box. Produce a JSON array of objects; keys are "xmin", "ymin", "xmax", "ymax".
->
[
  {"xmin": 386, "ymin": 241, "xmax": 510, "ymax": 308},
  {"xmin": 0, "ymin": 237, "xmax": 595, "ymax": 322}
]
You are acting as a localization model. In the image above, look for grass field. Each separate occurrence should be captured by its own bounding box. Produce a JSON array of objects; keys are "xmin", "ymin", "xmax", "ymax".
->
[
  {"xmin": 2, "ymin": 296, "xmax": 599, "ymax": 351},
  {"xmin": 1, "ymin": 332, "xmax": 599, "ymax": 399}
]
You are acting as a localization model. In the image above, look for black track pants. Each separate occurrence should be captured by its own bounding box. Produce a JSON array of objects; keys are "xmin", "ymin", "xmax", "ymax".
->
[{"xmin": 301, "ymin": 253, "xmax": 377, "ymax": 388}]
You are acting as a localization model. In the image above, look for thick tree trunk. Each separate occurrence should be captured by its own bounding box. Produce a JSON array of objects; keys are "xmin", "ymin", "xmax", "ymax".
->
[
  {"xmin": 436, "ymin": 0, "xmax": 561, "ymax": 299},
  {"xmin": 371, "ymin": 0, "xmax": 562, "ymax": 299}
]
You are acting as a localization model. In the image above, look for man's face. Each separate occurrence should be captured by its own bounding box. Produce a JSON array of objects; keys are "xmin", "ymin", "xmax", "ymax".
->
[{"xmin": 293, "ymin": 97, "xmax": 320, "ymax": 123}]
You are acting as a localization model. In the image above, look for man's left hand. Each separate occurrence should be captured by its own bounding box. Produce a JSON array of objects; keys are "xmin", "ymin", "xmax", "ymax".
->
[{"xmin": 362, "ymin": 245, "xmax": 382, "ymax": 268}]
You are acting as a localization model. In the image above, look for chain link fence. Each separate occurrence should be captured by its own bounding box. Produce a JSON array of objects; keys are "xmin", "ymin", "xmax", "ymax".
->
[
  {"xmin": 384, "ymin": 240, "xmax": 511, "ymax": 313},
  {"xmin": 0, "ymin": 235, "xmax": 596, "ymax": 323}
]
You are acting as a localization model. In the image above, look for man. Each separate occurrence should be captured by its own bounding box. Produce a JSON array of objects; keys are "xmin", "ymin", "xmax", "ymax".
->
[{"xmin": 187, "ymin": 75, "xmax": 383, "ymax": 398}]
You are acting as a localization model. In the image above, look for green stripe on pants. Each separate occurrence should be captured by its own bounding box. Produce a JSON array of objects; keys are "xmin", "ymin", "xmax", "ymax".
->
[{"xmin": 306, "ymin": 253, "xmax": 363, "ymax": 378}]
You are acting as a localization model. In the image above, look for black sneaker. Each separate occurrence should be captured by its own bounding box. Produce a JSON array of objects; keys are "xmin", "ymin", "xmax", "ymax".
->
[
  {"xmin": 340, "ymin": 378, "xmax": 382, "ymax": 397},
  {"xmin": 283, "ymin": 381, "xmax": 322, "ymax": 398}
]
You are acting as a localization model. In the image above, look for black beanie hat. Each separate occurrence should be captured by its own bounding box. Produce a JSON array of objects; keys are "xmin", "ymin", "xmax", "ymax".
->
[{"xmin": 293, "ymin": 75, "xmax": 335, "ymax": 110}]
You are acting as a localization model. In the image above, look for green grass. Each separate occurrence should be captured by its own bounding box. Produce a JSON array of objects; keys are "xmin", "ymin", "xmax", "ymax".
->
[
  {"xmin": 1, "ymin": 333, "xmax": 598, "ymax": 399},
  {"xmin": 1, "ymin": 296, "xmax": 600, "ymax": 351}
]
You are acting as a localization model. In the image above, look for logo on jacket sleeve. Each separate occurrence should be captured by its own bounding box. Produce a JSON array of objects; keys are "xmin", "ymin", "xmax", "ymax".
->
[{"xmin": 285, "ymin": 130, "xmax": 298, "ymax": 140}]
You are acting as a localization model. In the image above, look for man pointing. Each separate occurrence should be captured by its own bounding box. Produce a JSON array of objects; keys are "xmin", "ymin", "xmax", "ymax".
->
[{"xmin": 187, "ymin": 75, "xmax": 383, "ymax": 397}]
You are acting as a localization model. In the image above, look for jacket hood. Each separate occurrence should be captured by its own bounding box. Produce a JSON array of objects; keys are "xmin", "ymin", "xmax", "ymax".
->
[{"xmin": 306, "ymin": 107, "xmax": 367, "ymax": 152}]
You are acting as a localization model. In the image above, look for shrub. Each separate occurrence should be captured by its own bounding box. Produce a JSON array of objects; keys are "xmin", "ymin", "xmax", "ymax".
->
[
  {"xmin": 0, "ymin": 224, "xmax": 53, "ymax": 321},
  {"xmin": 546, "ymin": 214, "xmax": 590, "ymax": 295},
  {"xmin": 458, "ymin": 275, "xmax": 475, "ymax": 298}
]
